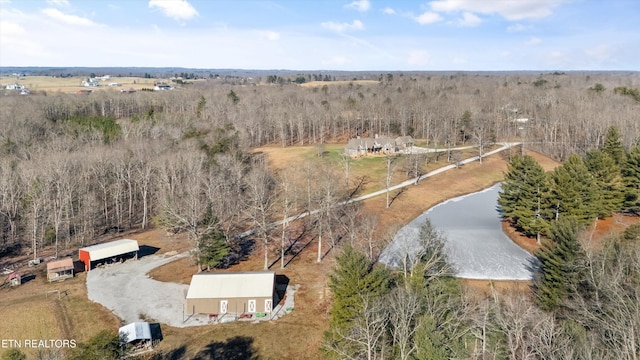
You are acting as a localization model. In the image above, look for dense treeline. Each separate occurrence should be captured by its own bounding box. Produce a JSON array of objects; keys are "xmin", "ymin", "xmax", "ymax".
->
[
  {"xmin": 499, "ymin": 126, "xmax": 640, "ymax": 242},
  {"xmin": 1, "ymin": 72, "xmax": 639, "ymax": 263}
]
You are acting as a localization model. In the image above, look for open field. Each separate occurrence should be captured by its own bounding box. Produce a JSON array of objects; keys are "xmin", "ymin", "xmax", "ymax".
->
[
  {"xmin": 0, "ymin": 75, "xmax": 158, "ymax": 93},
  {"xmin": 255, "ymin": 142, "xmax": 493, "ymax": 194}
]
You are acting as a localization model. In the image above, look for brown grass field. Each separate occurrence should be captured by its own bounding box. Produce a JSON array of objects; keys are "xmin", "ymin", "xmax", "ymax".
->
[
  {"xmin": 0, "ymin": 75, "xmax": 159, "ymax": 94},
  {"xmin": 4, "ymin": 143, "xmax": 635, "ymax": 359}
]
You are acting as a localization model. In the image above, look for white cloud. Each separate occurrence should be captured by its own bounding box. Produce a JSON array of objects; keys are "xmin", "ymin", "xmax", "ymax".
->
[
  {"xmin": 526, "ymin": 36, "xmax": 542, "ymax": 45},
  {"xmin": 415, "ymin": 11, "xmax": 443, "ymax": 25},
  {"xmin": 408, "ymin": 50, "xmax": 431, "ymax": 66},
  {"xmin": 41, "ymin": 8, "xmax": 97, "ymax": 26},
  {"xmin": 345, "ymin": 0, "xmax": 370, "ymax": 12},
  {"xmin": 458, "ymin": 12, "xmax": 481, "ymax": 26},
  {"xmin": 382, "ymin": 7, "xmax": 396, "ymax": 15},
  {"xmin": 429, "ymin": 0, "xmax": 569, "ymax": 20},
  {"xmin": 507, "ymin": 23, "xmax": 530, "ymax": 32},
  {"xmin": 261, "ymin": 31, "xmax": 280, "ymax": 41},
  {"xmin": 148, "ymin": 0, "xmax": 198, "ymax": 20},
  {"xmin": 0, "ymin": 21, "xmax": 25, "ymax": 36},
  {"xmin": 46, "ymin": 0, "xmax": 70, "ymax": 6},
  {"xmin": 321, "ymin": 20, "xmax": 364, "ymax": 33}
]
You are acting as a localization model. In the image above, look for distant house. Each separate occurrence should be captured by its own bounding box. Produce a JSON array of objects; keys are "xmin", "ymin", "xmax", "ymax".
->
[
  {"xmin": 154, "ymin": 84, "xmax": 173, "ymax": 91},
  {"xmin": 345, "ymin": 135, "xmax": 414, "ymax": 157},
  {"xmin": 395, "ymin": 136, "xmax": 414, "ymax": 152},
  {"xmin": 186, "ymin": 272, "xmax": 276, "ymax": 317},
  {"xmin": 82, "ymin": 79, "xmax": 100, "ymax": 87},
  {"xmin": 47, "ymin": 257, "xmax": 74, "ymax": 282},
  {"xmin": 5, "ymin": 83, "xmax": 25, "ymax": 90},
  {"xmin": 345, "ymin": 137, "xmax": 376, "ymax": 156},
  {"xmin": 375, "ymin": 135, "xmax": 395, "ymax": 153},
  {"xmin": 108, "ymin": 82, "xmax": 121, "ymax": 87}
]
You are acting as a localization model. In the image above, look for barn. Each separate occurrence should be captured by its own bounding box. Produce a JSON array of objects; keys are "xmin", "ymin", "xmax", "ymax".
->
[
  {"xmin": 47, "ymin": 257, "xmax": 74, "ymax": 282},
  {"xmin": 186, "ymin": 272, "xmax": 276, "ymax": 316},
  {"xmin": 78, "ymin": 239, "xmax": 139, "ymax": 271}
]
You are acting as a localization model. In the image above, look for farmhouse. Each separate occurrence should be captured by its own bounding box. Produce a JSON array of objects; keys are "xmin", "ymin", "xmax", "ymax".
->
[
  {"xmin": 186, "ymin": 272, "xmax": 276, "ymax": 316},
  {"xmin": 345, "ymin": 135, "xmax": 414, "ymax": 157},
  {"xmin": 46, "ymin": 257, "xmax": 74, "ymax": 282},
  {"xmin": 78, "ymin": 239, "xmax": 139, "ymax": 271},
  {"xmin": 395, "ymin": 136, "xmax": 414, "ymax": 152},
  {"xmin": 5, "ymin": 83, "xmax": 25, "ymax": 90}
]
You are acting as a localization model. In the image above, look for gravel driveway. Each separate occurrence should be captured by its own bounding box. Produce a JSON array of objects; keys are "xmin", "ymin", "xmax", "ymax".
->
[
  {"xmin": 87, "ymin": 252, "xmax": 194, "ymax": 327},
  {"xmin": 87, "ymin": 252, "xmax": 297, "ymax": 327}
]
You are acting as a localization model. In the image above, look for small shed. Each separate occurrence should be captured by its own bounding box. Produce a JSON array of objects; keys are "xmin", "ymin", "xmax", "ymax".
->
[
  {"xmin": 119, "ymin": 322, "xmax": 151, "ymax": 344},
  {"xmin": 186, "ymin": 272, "xmax": 276, "ymax": 316},
  {"xmin": 8, "ymin": 272, "xmax": 21, "ymax": 286},
  {"xmin": 47, "ymin": 258, "xmax": 74, "ymax": 282},
  {"xmin": 119, "ymin": 322, "xmax": 161, "ymax": 350},
  {"xmin": 79, "ymin": 239, "xmax": 139, "ymax": 271}
]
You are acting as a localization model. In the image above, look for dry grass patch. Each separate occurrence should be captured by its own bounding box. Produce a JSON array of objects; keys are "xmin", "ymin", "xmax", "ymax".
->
[{"xmin": 0, "ymin": 76, "xmax": 156, "ymax": 93}]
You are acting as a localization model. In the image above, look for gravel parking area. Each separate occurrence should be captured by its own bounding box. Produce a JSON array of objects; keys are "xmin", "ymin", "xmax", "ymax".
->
[{"xmin": 86, "ymin": 252, "xmax": 297, "ymax": 327}]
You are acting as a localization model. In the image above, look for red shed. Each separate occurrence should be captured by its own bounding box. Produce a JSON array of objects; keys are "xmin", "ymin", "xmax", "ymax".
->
[{"xmin": 79, "ymin": 239, "xmax": 139, "ymax": 271}]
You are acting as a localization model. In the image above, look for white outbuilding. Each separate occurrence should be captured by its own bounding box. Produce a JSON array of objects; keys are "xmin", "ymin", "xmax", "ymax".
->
[{"xmin": 79, "ymin": 239, "xmax": 139, "ymax": 271}]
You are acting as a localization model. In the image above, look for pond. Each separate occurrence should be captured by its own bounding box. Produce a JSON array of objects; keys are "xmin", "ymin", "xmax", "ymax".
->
[{"xmin": 378, "ymin": 183, "xmax": 537, "ymax": 280}]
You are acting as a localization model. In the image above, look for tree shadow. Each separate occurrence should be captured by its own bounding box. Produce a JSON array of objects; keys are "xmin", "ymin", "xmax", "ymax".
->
[
  {"xmin": 387, "ymin": 187, "xmax": 407, "ymax": 208},
  {"xmin": 218, "ymin": 238, "xmax": 254, "ymax": 269},
  {"xmin": 269, "ymin": 227, "xmax": 308, "ymax": 269},
  {"xmin": 138, "ymin": 245, "xmax": 160, "ymax": 258},
  {"xmin": 193, "ymin": 336, "xmax": 260, "ymax": 360}
]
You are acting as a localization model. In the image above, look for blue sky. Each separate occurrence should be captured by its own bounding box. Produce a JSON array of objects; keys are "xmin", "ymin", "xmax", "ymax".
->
[{"xmin": 0, "ymin": 0, "xmax": 638, "ymax": 71}]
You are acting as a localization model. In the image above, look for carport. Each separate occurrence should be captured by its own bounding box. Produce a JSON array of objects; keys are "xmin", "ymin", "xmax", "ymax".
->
[{"xmin": 79, "ymin": 239, "xmax": 139, "ymax": 271}]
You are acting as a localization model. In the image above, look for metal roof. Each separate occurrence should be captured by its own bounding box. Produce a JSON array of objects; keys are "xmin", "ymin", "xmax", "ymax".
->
[
  {"xmin": 186, "ymin": 271, "xmax": 275, "ymax": 299},
  {"xmin": 47, "ymin": 258, "xmax": 74, "ymax": 272},
  {"xmin": 119, "ymin": 322, "xmax": 151, "ymax": 343},
  {"xmin": 79, "ymin": 239, "xmax": 139, "ymax": 261}
]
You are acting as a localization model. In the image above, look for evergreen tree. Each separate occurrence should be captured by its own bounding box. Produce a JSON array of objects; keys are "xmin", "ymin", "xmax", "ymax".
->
[
  {"xmin": 326, "ymin": 245, "xmax": 391, "ymax": 336},
  {"xmin": 498, "ymin": 155, "xmax": 551, "ymax": 242},
  {"xmin": 198, "ymin": 228, "xmax": 229, "ymax": 270},
  {"xmin": 622, "ymin": 146, "xmax": 640, "ymax": 214},
  {"xmin": 583, "ymin": 149, "xmax": 624, "ymax": 217},
  {"xmin": 549, "ymin": 154, "xmax": 600, "ymax": 224},
  {"xmin": 534, "ymin": 219, "xmax": 583, "ymax": 311},
  {"xmin": 601, "ymin": 126, "xmax": 625, "ymax": 165},
  {"xmin": 68, "ymin": 330, "xmax": 126, "ymax": 360}
]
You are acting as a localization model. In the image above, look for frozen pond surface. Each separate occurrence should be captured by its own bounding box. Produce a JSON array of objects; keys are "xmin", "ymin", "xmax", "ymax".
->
[{"xmin": 379, "ymin": 184, "xmax": 537, "ymax": 280}]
